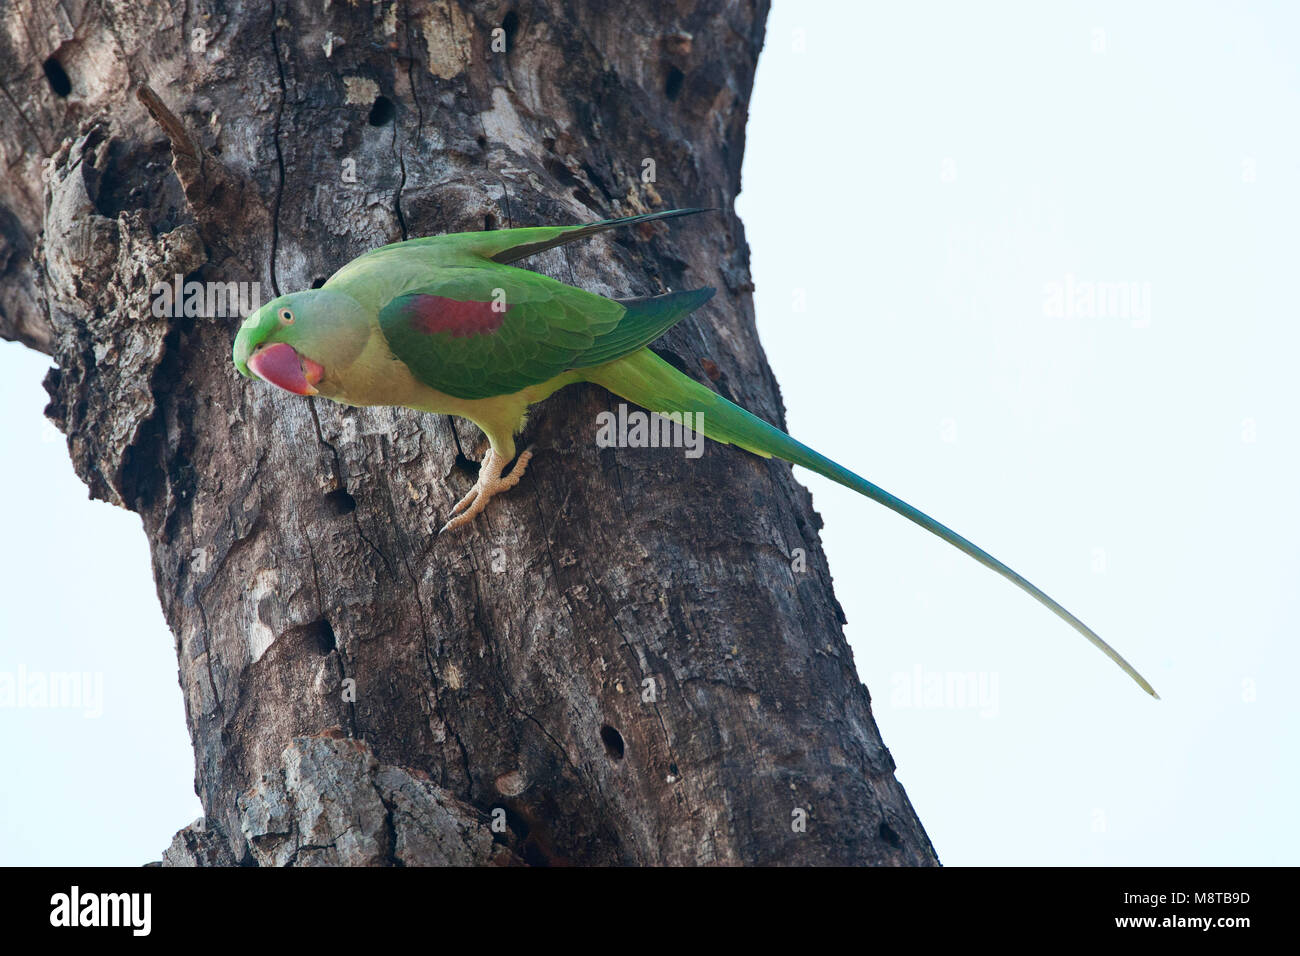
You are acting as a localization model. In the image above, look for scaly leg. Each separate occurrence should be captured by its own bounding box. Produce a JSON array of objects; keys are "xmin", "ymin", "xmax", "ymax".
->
[{"xmin": 441, "ymin": 447, "xmax": 534, "ymax": 532}]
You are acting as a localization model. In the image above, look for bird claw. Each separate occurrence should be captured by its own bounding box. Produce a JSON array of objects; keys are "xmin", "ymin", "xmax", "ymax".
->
[
  {"xmin": 439, "ymin": 447, "xmax": 533, "ymax": 533},
  {"xmin": 447, "ymin": 484, "xmax": 481, "ymax": 519}
]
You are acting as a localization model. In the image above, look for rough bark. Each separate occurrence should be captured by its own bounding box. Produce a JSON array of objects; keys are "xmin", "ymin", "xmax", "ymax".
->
[{"xmin": 1, "ymin": 0, "xmax": 938, "ymax": 865}]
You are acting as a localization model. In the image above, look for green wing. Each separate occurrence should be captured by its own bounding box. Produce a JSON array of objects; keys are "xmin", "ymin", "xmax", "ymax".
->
[
  {"xmin": 477, "ymin": 208, "xmax": 710, "ymax": 264},
  {"xmin": 383, "ymin": 208, "xmax": 711, "ymax": 266},
  {"xmin": 377, "ymin": 265, "xmax": 714, "ymax": 400}
]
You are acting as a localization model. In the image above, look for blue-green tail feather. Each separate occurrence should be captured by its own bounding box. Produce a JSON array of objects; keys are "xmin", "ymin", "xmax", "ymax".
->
[{"xmin": 585, "ymin": 348, "xmax": 1158, "ymax": 697}]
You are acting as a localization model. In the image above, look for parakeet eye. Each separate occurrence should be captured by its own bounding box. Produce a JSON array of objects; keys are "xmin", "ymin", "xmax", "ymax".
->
[{"xmin": 278, "ymin": 307, "xmax": 294, "ymax": 324}]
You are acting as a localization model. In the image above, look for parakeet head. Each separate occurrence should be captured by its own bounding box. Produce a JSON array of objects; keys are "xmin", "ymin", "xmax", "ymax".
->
[{"xmin": 233, "ymin": 289, "xmax": 368, "ymax": 396}]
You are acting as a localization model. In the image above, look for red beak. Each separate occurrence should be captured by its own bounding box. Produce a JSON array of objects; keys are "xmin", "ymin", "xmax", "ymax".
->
[{"xmin": 247, "ymin": 342, "xmax": 324, "ymax": 396}]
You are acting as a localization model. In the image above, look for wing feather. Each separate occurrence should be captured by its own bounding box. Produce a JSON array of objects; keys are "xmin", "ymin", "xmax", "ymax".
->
[{"xmin": 377, "ymin": 266, "xmax": 715, "ymax": 401}]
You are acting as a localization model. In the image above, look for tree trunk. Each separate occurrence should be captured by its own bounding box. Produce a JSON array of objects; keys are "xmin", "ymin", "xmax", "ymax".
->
[{"xmin": 0, "ymin": 0, "xmax": 938, "ymax": 866}]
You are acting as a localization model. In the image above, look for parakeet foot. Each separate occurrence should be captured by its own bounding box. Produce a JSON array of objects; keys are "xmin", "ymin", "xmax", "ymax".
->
[{"xmin": 440, "ymin": 447, "xmax": 534, "ymax": 533}]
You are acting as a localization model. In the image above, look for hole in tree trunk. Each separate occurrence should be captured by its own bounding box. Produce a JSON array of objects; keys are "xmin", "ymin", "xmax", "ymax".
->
[
  {"xmin": 600, "ymin": 725, "xmax": 625, "ymax": 760},
  {"xmin": 664, "ymin": 67, "xmax": 684, "ymax": 101},
  {"xmin": 501, "ymin": 11, "xmax": 520, "ymax": 51},
  {"xmin": 878, "ymin": 821, "xmax": 903, "ymax": 849},
  {"xmin": 651, "ymin": 347, "xmax": 691, "ymax": 376},
  {"xmin": 308, "ymin": 619, "xmax": 336, "ymax": 654},
  {"xmin": 368, "ymin": 95, "xmax": 395, "ymax": 126},
  {"xmin": 453, "ymin": 451, "xmax": 480, "ymax": 477},
  {"xmin": 324, "ymin": 488, "xmax": 356, "ymax": 515},
  {"xmin": 43, "ymin": 57, "xmax": 71, "ymax": 97}
]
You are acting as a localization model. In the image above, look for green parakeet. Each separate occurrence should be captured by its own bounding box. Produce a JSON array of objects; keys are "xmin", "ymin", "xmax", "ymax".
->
[{"xmin": 233, "ymin": 209, "xmax": 1157, "ymax": 697}]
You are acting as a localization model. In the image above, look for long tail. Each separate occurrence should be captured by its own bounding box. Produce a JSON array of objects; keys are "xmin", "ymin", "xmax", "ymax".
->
[
  {"xmin": 585, "ymin": 348, "xmax": 1158, "ymax": 698},
  {"xmin": 484, "ymin": 208, "xmax": 712, "ymax": 265}
]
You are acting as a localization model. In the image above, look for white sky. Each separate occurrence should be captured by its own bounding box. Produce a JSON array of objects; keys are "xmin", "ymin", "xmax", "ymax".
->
[{"xmin": 2, "ymin": 0, "xmax": 1296, "ymax": 864}]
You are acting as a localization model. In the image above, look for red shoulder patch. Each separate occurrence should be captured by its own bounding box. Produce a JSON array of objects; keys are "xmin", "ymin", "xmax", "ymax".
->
[{"xmin": 404, "ymin": 295, "xmax": 509, "ymax": 338}]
